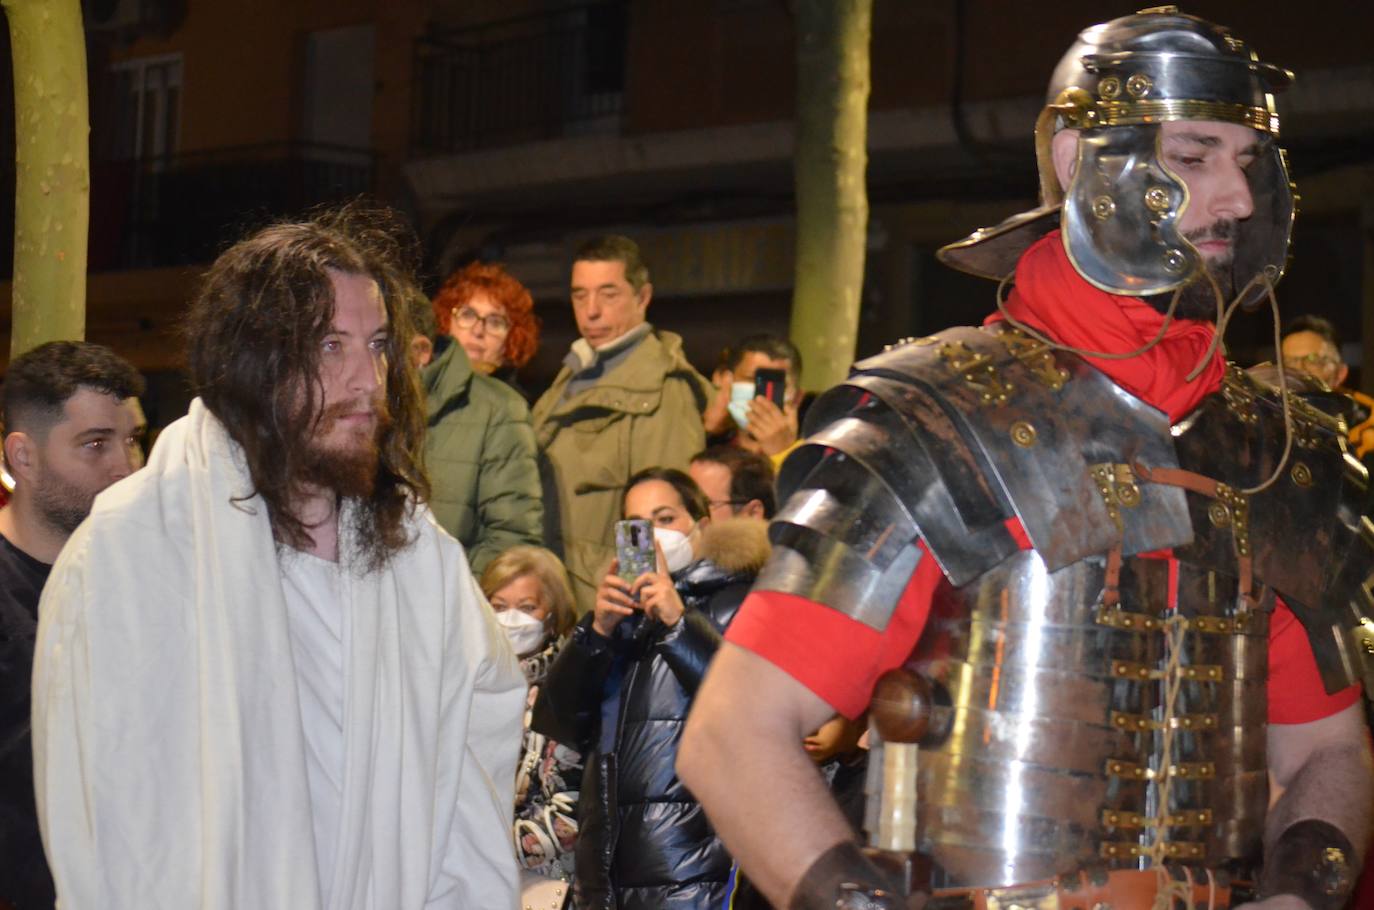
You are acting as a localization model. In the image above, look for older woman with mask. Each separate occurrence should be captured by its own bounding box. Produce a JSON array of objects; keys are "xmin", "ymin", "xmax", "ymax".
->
[
  {"xmin": 480, "ymin": 546, "xmax": 581, "ymax": 892},
  {"xmin": 433, "ymin": 261, "xmax": 541, "ymax": 399},
  {"xmin": 531, "ymin": 467, "xmax": 770, "ymax": 910}
]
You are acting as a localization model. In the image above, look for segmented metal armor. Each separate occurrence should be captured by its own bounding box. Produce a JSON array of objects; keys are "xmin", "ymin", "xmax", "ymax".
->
[{"xmin": 755, "ymin": 322, "xmax": 1374, "ymax": 887}]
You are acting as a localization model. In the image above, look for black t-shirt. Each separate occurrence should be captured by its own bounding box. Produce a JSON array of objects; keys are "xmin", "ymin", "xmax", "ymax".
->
[{"xmin": 0, "ymin": 532, "xmax": 54, "ymax": 909}]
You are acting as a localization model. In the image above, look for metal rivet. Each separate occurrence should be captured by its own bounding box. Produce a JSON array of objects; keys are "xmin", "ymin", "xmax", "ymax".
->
[
  {"xmin": 1163, "ymin": 248, "xmax": 1188, "ymax": 273},
  {"xmin": 1099, "ymin": 76, "xmax": 1122, "ymax": 100},
  {"xmin": 1126, "ymin": 73, "xmax": 1153, "ymax": 98},
  {"xmin": 1291, "ymin": 462, "xmax": 1312, "ymax": 486},
  {"xmin": 1011, "ymin": 421, "xmax": 1038, "ymax": 447},
  {"xmin": 1092, "ymin": 195, "xmax": 1116, "ymax": 219},
  {"xmin": 1144, "ymin": 185, "xmax": 1171, "ymax": 214},
  {"xmin": 1117, "ymin": 484, "xmax": 1141, "ymax": 507}
]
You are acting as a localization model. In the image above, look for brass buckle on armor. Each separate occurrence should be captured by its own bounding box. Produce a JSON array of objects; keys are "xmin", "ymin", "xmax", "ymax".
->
[
  {"xmin": 1095, "ymin": 605, "xmax": 1161, "ymax": 632},
  {"xmin": 1099, "ymin": 841, "xmax": 1206, "ymax": 860},
  {"xmin": 1097, "ymin": 607, "xmax": 1240, "ymax": 635},
  {"xmin": 1109, "ymin": 660, "xmax": 1223, "ymax": 682},
  {"xmin": 939, "ymin": 341, "xmax": 1014, "ymax": 407},
  {"xmin": 1221, "ymin": 365, "xmax": 1261, "ymax": 425},
  {"xmin": 1212, "ymin": 483, "xmax": 1251, "ymax": 558},
  {"xmin": 1108, "ymin": 711, "xmax": 1218, "ymax": 733},
  {"xmin": 1102, "ymin": 808, "xmax": 1214, "ymax": 829},
  {"xmin": 994, "ymin": 327, "xmax": 1070, "ymax": 391},
  {"xmin": 1090, "ymin": 463, "xmax": 1142, "ymax": 532},
  {"xmin": 1105, "ymin": 759, "xmax": 1216, "ymax": 780}
]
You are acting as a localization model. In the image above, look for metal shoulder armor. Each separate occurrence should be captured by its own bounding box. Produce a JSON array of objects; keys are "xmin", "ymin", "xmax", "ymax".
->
[
  {"xmin": 1172, "ymin": 364, "xmax": 1374, "ymax": 696},
  {"xmin": 754, "ymin": 323, "xmax": 1193, "ymax": 630}
]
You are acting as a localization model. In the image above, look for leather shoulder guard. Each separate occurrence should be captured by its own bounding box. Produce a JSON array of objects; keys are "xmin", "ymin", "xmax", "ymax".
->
[
  {"xmin": 754, "ymin": 323, "xmax": 1193, "ymax": 630},
  {"xmin": 1172, "ymin": 364, "xmax": 1374, "ymax": 695}
]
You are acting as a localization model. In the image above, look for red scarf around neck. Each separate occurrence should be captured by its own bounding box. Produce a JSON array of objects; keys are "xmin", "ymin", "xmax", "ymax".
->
[{"xmin": 984, "ymin": 231, "xmax": 1226, "ymax": 422}]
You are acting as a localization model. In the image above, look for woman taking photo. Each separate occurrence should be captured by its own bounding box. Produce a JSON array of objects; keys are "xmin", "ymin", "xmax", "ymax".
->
[{"xmin": 531, "ymin": 467, "xmax": 769, "ymax": 910}]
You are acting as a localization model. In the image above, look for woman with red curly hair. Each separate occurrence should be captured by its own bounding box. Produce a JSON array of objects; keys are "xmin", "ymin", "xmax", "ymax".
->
[
  {"xmin": 433, "ymin": 262, "xmax": 541, "ymax": 398},
  {"xmin": 421, "ymin": 260, "xmax": 544, "ymax": 573}
]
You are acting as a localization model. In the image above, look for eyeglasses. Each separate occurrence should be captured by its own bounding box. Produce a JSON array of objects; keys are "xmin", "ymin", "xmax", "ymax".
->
[
  {"xmin": 452, "ymin": 306, "xmax": 510, "ymax": 336},
  {"xmin": 1282, "ymin": 353, "xmax": 1339, "ymax": 369}
]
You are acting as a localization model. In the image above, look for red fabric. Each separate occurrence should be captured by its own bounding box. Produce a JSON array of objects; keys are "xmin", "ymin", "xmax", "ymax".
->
[
  {"xmin": 1268, "ymin": 595, "xmax": 1362, "ymax": 723},
  {"xmin": 986, "ymin": 231, "xmax": 1227, "ymax": 422},
  {"xmin": 726, "ymin": 540, "xmax": 944, "ymax": 720}
]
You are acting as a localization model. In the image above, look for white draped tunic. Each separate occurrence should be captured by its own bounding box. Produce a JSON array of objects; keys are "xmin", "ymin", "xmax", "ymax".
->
[
  {"xmin": 281, "ymin": 551, "xmax": 347, "ymax": 905},
  {"xmin": 32, "ymin": 399, "xmax": 527, "ymax": 910}
]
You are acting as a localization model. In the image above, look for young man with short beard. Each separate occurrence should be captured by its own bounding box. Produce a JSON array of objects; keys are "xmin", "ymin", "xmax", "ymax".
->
[
  {"xmin": 32, "ymin": 213, "xmax": 527, "ymax": 909},
  {"xmin": 0, "ymin": 341, "xmax": 145, "ymax": 910}
]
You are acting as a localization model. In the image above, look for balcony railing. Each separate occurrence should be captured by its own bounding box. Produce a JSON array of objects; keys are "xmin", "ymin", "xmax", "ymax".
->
[
  {"xmin": 87, "ymin": 142, "xmax": 375, "ymax": 271},
  {"xmin": 0, "ymin": 143, "xmax": 375, "ymax": 276},
  {"xmin": 413, "ymin": 1, "xmax": 627, "ymax": 155}
]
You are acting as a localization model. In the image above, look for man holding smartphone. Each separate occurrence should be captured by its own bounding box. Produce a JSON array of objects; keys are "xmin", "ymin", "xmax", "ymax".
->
[{"xmin": 703, "ymin": 333, "xmax": 805, "ymax": 466}]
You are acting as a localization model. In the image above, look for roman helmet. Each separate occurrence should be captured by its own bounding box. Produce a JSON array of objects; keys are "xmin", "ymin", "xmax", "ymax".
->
[{"xmin": 939, "ymin": 6, "xmax": 1294, "ymax": 308}]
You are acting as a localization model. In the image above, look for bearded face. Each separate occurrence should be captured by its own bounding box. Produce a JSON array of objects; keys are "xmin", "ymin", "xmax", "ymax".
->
[
  {"xmin": 1145, "ymin": 219, "xmax": 1240, "ymax": 323},
  {"xmin": 300, "ymin": 395, "xmax": 392, "ymax": 499},
  {"xmin": 20, "ymin": 389, "xmax": 146, "ymax": 537}
]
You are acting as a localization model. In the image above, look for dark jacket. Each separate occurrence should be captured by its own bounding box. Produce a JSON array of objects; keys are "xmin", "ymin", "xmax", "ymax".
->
[
  {"xmin": 531, "ymin": 518, "xmax": 768, "ymax": 909},
  {"xmin": 421, "ymin": 338, "xmax": 543, "ymax": 574}
]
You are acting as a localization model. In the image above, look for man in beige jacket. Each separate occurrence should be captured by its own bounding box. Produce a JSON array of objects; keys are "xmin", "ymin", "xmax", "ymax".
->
[{"xmin": 532, "ymin": 235, "xmax": 711, "ymax": 613}]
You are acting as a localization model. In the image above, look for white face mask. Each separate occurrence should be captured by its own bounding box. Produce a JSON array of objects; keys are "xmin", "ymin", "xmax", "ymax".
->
[
  {"xmin": 727, "ymin": 381, "xmax": 755, "ymax": 429},
  {"xmin": 495, "ymin": 608, "xmax": 548, "ymax": 656},
  {"xmin": 654, "ymin": 525, "xmax": 696, "ymax": 575}
]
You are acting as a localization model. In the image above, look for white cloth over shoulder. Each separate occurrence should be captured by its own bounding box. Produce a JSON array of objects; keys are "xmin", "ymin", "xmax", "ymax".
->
[{"xmin": 32, "ymin": 398, "xmax": 527, "ymax": 910}]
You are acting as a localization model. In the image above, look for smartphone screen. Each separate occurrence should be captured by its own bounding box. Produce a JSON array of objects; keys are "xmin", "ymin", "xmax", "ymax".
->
[
  {"xmin": 754, "ymin": 368, "xmax": 787, "ymax": 408},
  {"xmin": 615, "ymin": 519, "xmax": 656, "ymax": 585}
]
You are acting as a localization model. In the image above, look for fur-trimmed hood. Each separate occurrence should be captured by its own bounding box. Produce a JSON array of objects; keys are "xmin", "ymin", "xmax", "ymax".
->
[{"xmin": 694, "ymin": 516, "xmax": 771, "ymax": 576}]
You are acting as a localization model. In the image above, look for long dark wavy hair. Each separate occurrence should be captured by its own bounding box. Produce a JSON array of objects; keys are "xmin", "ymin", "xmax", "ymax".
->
[{"xmin": 184, "ymin": 205, "xmax": 431, "ymax": 569}]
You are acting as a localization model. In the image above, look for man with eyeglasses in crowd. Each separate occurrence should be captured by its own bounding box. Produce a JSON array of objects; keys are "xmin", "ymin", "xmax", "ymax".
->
[
  {"xmin": 1280, "ymin": 314, "xmax": 1374, "ymax": 466},
  {"xmin": 689, "ymin": 445, "xmax": 776, "ymax": 523}
]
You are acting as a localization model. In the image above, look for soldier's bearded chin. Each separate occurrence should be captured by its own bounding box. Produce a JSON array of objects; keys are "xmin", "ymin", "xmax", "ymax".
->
[{"xmin": 1144, "ymin": 254, "xmax": 1236, "ymax": 324}]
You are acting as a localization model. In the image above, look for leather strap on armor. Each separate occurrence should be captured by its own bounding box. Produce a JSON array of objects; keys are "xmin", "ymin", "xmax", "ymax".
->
[
  {"xmin": 1259, "ymin": 820, "xmax": 1357, "ymax": 910},
  {"xmin": 1133, "ymin": 461, "xmax": 1260, "ymax": 611},
  {"xmin": 790, "ymin": 841, "xmax": 914, "ymax": 910}
]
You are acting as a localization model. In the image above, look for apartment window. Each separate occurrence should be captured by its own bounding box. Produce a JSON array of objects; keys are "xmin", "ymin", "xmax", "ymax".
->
[{"xmin": 108, "ymin": 54, "xmax": 182, "ymax": 160}]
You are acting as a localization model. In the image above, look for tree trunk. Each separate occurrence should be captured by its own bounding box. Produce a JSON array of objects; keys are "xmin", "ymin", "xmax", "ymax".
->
[
  {"xmin": 789, "ymin": 0, "xmax": 872, "ymax": 392},
  {"xmin": 3, "ymin": 0, "xmax": 89, "ymax": 358}
]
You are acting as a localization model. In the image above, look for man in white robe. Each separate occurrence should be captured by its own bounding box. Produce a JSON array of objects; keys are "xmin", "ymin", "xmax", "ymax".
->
[{"xmin": 31, "ymin": 211, "xmax": 527, "ymax": 910}]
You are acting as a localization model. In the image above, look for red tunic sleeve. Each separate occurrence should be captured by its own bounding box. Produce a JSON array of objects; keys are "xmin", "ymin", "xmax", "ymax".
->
[{"xmin": 724, "ymin": 542, "xmax": 944, "ymax": 719}]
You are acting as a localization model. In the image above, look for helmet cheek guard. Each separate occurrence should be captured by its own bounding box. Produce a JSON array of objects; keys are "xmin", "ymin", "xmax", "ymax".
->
[
  {"xmin": 1061, "ymin": 123, "xmax": 1196, "ymax": 297},
  {"xmin": 1230, "ymin": 145, "xmax": 1295, "ymax": 309}
]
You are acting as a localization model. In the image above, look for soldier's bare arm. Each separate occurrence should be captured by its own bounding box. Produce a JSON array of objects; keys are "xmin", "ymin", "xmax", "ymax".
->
[{"xmin": 678, "ymin": 641, "xmax": 852, "ymax": 908}]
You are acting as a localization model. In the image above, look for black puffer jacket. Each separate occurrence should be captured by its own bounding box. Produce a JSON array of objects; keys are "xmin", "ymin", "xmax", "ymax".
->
[{"xmin": 531, "ymin": 518, "xmax": 769, "ymax": 910}]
